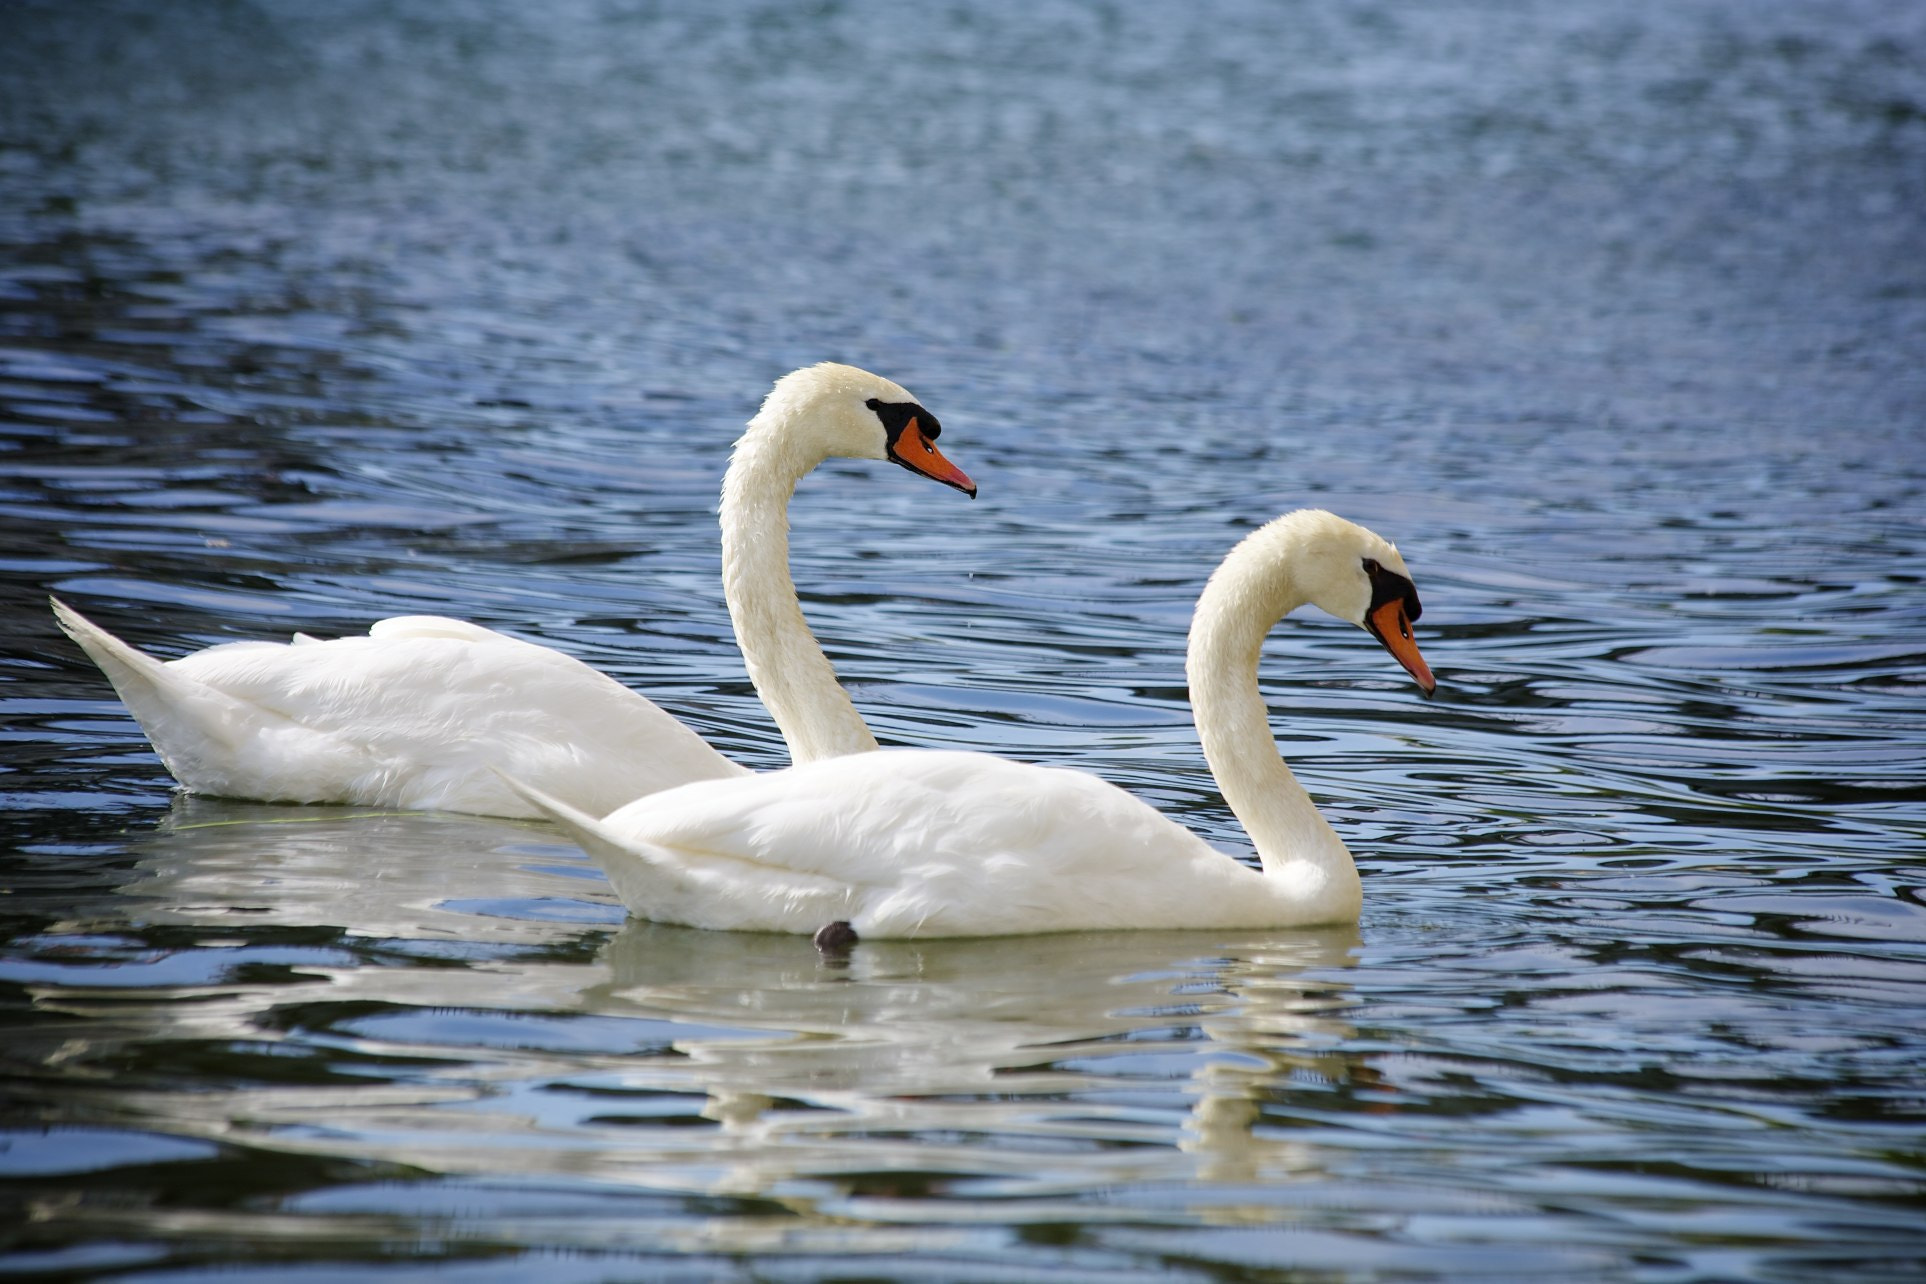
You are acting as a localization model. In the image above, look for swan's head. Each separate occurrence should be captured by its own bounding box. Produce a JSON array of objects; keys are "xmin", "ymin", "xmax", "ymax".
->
[
  {"xmin": 752, "ymin": 362, "xmax": 977, "ymax": 497},
  {"xmin": 1247, "ymin": 509, "xmax": 1436, "ymax": 696}
]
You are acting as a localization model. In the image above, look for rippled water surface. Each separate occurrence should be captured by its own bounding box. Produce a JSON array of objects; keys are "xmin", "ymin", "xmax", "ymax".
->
[{"xmin": 4, "ymin": 1, "xmax": 1925, "ymax": 1279}]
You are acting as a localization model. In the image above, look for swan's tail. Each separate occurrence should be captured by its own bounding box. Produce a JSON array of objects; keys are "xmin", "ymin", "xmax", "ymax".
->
[
  {"xmin": 494, "ymin": 770, "xmax": 654, "ymax": 876},
  {"xmin": 496, "ymin": 770, "xmax": 854, "ymax": 935},
  {"xmin": 52, "ymin": 597, "xmax": 256, "ymax": 776},
  {"xmin": 53, "ymin": 597, "xmax": 170, "ymax": 702}
]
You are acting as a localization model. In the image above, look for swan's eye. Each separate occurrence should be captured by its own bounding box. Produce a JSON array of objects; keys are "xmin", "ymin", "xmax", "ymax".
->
[{"xmin": 1362, "ymin": 558, "xmax": 1381, "ymax": 576}]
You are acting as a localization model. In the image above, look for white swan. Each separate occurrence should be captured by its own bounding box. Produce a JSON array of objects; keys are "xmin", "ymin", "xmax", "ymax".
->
[
  {"xmin": 509, "ymin": 508, "xmax": 1436, "ymax": 937},
  {"xmin": 54, "ymin": 363, "xmax": 977, "ymax": 819}
]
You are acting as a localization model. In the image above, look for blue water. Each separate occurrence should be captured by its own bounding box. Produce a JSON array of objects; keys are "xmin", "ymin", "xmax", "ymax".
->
[{"xmin": 3, "ymin": 1, "xmax": 1924, "ymax": 1279}]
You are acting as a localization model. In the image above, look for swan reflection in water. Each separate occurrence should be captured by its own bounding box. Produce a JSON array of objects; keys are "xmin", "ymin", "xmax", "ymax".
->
[
  {"xmin": 80, "ymin": 797, "xmax": 1376, "ymax": 1226},
  {"xmin": 588, "ymin": 919, "xmax": 1366, "ymax": 1204},
  {"xmin": 114, "ymin": 794, "xmax": 606, "ymax": 945}
]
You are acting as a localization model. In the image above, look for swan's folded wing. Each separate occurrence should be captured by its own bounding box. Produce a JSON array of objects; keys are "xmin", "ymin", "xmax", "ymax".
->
[
  {"xmin": 604, "ymin": 748, "xmax": 1189, "ymax": 886},
  {"xmin": 511, "ymin": 750, "xmax": 1265, "ymax": 937}
]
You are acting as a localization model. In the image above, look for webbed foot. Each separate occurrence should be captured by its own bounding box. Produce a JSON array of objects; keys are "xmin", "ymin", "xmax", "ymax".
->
[{"xmin": 813, "ymin": 920, "xmax": 859, "ymax": 954}]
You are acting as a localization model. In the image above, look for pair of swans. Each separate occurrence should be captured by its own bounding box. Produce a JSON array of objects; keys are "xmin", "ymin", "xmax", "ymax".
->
[{"xmin": 59, "ymin": 364, "xmax": 1437, "ymax": 938}]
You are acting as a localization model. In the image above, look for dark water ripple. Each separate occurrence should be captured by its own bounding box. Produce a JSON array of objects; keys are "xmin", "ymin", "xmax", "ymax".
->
[{"xmin": 3, "ymin": 1, "xmax": 1925, "ymax": 1280}]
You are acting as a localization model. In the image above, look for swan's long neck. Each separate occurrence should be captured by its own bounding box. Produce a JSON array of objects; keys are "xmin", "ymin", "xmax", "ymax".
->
[
  {"xmin": 720, "ymin": 417, "xmax": 879, "ymax": 765},
  {"xmin": 1185, "ymin": 525, "xmax": 1361, "ymax": 915}
]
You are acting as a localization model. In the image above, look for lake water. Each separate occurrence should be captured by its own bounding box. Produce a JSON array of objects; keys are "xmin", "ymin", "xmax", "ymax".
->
[{"xmin": 3, "ymin": 1, "xmax": 1924, "ymax": 1279}]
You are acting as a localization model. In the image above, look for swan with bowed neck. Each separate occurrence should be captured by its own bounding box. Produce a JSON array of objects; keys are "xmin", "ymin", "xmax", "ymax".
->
[
  {"xmin": 53, "ymin": 363, "xmax": 976, "ymax": 819},
  {"xmin": 510, "ymin": 509, "xmax": 1436, "ymax": 937}
]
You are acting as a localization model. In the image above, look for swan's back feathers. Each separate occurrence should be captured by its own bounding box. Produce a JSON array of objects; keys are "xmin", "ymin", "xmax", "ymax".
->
[
  {"xmin": 366, "ymin": 616, "xmax": 519, "ymax": 643},
  {"xmin": 554, "ymin": 749, "xmax": 1306, "ymax": 938},
  {"xmin": 54, "ymin": 600, "xmax": 745, "ymax": 817}
]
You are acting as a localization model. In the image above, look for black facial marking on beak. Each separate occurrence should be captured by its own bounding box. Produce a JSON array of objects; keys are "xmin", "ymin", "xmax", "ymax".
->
[
  {"xmin": 867, "ymin": 396, "xmax": 976, "ymax": 497},
  {"xmin": 867, "ymin": 397, "xmax": 941, "ymax": 447},
  {"xmin": 1362, "ymin": 557, "xmax": 1422, "ymax": 626},
  {"xmin": 1362, "ymin": 556, "xmax": 1435, "ymax": 696}
]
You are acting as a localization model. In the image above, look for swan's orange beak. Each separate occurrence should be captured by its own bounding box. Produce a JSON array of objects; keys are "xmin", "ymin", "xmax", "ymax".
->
[
  {"xmin": 1368, "ymin": 599, "xmax": 1436, "ymax": 697},
  {"xmin": 889, "ymin": 417, "xmax": 977, "ymax": 498}
]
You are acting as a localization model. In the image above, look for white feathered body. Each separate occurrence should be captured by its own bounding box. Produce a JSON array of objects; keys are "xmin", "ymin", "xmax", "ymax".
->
[
  {"xmin": 507, "ymin": 509, "xmax": 1428, "ymax": 939},
  {"xmin": 525, "ymin": 749, "xmax": 1354, "ymax": 938},
  {"xmin": 57, "ymin": 604, "xmax": 744, "ymax": 818}
]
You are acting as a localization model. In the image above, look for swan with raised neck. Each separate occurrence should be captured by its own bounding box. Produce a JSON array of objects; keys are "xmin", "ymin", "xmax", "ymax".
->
[
  {"xmin": 1186, "ymin": 508, "xmax": 1432, "ymax": 919},
  {"xmin": 507, "ymin": 508, "xmax": 1437, "ymax": 937},
  {"xmin": 722, "ymin": 361, "xmax": 975, "ymax": 765},
  {"xmin": 51, "ymin": 363, "xmax": 976, "ymax": 818}
]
